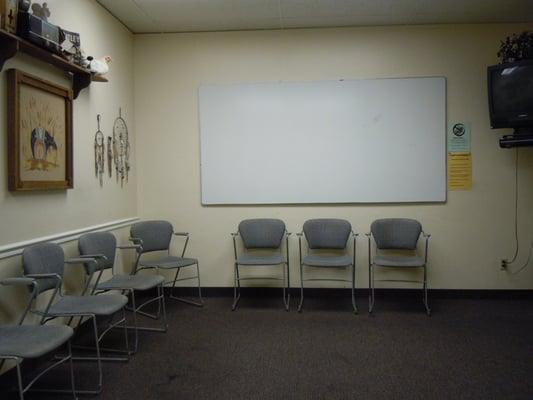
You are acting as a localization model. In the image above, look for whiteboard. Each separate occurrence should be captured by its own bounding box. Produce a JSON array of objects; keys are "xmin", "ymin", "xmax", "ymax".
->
[{"xmin": 199, "ymin": 77, "xmax": 446, "ymax": 204}]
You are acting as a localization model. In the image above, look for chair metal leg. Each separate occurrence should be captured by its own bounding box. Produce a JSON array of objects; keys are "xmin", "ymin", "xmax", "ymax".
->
[
  {"xmin": 351, "ymin": 264, "xmax": 358, "ymax": 314},
  {"xmin": 16, "ymin": 359, "xmax": 24, "ymax": 400},
  {"xmin": 70, "ymin": 315, "xmax": 104, "ymax": 395},
  {"xmin": 231, "ymin": 263, "xmax": 241, "ymax": 311},
  {"xmin": 72, "ymin": 312, "xmax": 130, "ymax": 362},
  {"xmin": 125, "ymin": 287, "xmax": 165, "ymax": 320},
  {"xmin": 297, "ymin": 263, "xmax": 304, "ymax": 313},
  {"xmin": 131, "ymin": 292, "xmax": 139, "ymax": 353},
  {"xmin": 65, "ymin": 315, "xmax": 102, "ymax": 395},
  {"xmin": 160, "ymin": 284, "xmax": 168, "ymax": 329},
  {"xmin": 92, "ymin": 315, "xmax": 103, "ymax": 393},
  {"xmin": 120, "ymin": 286, "xmax": 168, "ymax": 354},
  {"xmin": 196, "ymin": 263, "xmax": 204, "ymax": 305},
  {"xmin": 67, "ymin": 342, "xmax": 77, "ymax": 399},
  {"xmin": 122, "ymin": 308, "xmax": 130, "ymax": 355},
  {"xmin": 369, "ymin": 264, "xmax": 375, "ymax": 314},
  {"xmin": 423, "ymin": 265, "xmax": 431, "ymax": 316},
  {"xmin": 283, "ymin": 263, "xmax": 290, "ymax": 311},
  {"xmin": 168, "ymin": 265, "xmax": 204, "ymax": 307}
]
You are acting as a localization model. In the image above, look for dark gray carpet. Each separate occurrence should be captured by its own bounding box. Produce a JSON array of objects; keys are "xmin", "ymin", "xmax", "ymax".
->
[{"xmin": 4, "ymin": 295, "xmax": 533, "ymax": 400}]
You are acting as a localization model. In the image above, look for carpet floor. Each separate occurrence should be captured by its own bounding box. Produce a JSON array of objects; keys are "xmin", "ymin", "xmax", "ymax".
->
[{"xmin": 3, "ymin": 294, "xmax": 533, "ymax": 400}]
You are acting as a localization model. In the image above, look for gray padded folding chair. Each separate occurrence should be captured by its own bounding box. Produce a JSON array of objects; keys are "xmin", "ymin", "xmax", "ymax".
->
[
  {"xmin": 367, "ymin": 218, "xmax": 431, "ymax": 315},
  {"xmin": 78, "ymin": 232, "xmax": 167, "ymax": 354},
  {"xmin": 130, "ymin": 220, "xmax": 203, "ymax": 307},
  {"xmin": 231, "ymin": 219, "xmax": 291, "ymax": 311},
  {"xmin": 22, "ymin": 242, "xmax": 129, "ymax": 395},
  {"xmin": 298, "ymin": 219, "xmax": 358, "ymax": 313},
  {"xmin": 0, "ymin": 278, "xmax": 76, "ymax": 400}
]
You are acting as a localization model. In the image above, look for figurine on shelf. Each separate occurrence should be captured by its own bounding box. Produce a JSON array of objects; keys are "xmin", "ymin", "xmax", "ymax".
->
[
  {"xmin": 18, "ymin": 0, "xmax": 31, "ymax": 12},
  {"xmin": 31, "ymin": 1, "xmax": 50, "ymax": 21},
  {"xmin": 86, "ymin": 55, "xmax": 112, "ymax": 76}
]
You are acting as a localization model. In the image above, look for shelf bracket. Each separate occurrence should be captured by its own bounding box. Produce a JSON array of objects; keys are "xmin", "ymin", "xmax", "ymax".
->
[
  {"xmin": 0, "ymin": 35, "xmax": 18, "ymax": 70},
  {"xmin": 72, "ymin": 72, "xmax": 91, "ymax": 99}
]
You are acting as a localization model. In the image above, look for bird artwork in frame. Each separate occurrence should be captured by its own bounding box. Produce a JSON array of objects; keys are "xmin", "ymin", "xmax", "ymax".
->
[{"xmin": 7, "ymin": 69, "xmax": 73, "ymax": 191}]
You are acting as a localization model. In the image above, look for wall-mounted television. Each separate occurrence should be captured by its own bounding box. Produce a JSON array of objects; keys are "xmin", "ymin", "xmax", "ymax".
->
[{"xmin": 488, "ymin": 60, "xmax": 533, "ymax": 130}]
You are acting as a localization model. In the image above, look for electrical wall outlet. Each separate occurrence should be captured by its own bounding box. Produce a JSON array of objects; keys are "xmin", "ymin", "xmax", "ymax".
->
[{"xmin": 500, "ymin": 259, "xmax": 508, "ymax": 270}]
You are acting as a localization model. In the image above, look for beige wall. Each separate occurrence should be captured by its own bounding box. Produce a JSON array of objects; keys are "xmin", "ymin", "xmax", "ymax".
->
[
  {"xmin": 134, "ymin": 23, "xmax": 533, "ymax": 290},
  {"xmin": 0, "ymin": 0, "xmax": 136, "ymax": 330}
]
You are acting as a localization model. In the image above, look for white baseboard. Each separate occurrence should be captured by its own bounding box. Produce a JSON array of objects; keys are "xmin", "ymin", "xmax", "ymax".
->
[{"xmin": 0, "ymin": 217, "xmax": 139, "ymax": 260}]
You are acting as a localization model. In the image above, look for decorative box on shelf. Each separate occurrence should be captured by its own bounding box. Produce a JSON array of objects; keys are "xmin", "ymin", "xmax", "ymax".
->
[{"xmin": 17, "ymin": 10, "xmax": 63, "ymax": 54}]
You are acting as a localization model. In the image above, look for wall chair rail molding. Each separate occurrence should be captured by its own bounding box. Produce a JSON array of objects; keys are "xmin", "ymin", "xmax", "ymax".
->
[{"xmin": 0, "ymin": 217, "xmax": 139, "ymax": 260}]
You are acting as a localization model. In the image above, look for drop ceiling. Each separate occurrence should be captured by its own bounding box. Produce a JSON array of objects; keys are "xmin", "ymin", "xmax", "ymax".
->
[{"xmin": 96, "ymin": 0, "xmax": 533, "ymax": 34}]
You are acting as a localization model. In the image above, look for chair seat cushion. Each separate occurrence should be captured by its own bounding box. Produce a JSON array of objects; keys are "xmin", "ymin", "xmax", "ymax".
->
[
  {"xmin": 237, "ymin": 254, "xmax": 286, "ymax": 266},
  {"xmin": 0, "ymin": 325, "xmax": 73, "ymax": 358},
  {"xmin": 302, "ymin": 254, "xmax": 352, "ymax": 267},
  {"xmin": 374, "ymin": 255, "xmax": 425, "ymax": 267},
  {"xmin": 140, "ymin": 256, "xmax": 198, "ymax": 269},
  {"xmin": 97, "ymin": 274, "xmax": 164, "ymax": 291},
  {"xmin": 48, "ymin": 294, "xmax": 128, "ymax": 317}
]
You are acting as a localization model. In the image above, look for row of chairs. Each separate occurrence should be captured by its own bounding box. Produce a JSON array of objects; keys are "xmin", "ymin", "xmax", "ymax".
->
[
  {"xmin": 0, "ymin": 220, "xmax": 202, "ymax": 399},
  {"xmin": 1, "ymin": 217, "xmax": 427, "ymax": 397},
  {"xmin": 232, "ymin": 218, "xmax": 431, "ymax": 316}
]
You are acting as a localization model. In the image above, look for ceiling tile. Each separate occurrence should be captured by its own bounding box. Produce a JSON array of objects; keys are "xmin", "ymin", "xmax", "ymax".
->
[{"xmin": 96, "ymin": 0, "xmax": 533, "ymax": 33}]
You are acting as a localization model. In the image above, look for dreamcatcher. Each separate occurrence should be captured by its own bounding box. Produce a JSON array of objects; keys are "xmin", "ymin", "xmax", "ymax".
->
[
  {"xmin": 94, "ymin": 114, "xmax": 105, "ymax": 186},
  {"xmin": 112, "ymin": 108, "xmax": 130, "ymax": 187},
  {"xmin": 107, "ymin": 136, "xmax": 113, "ymax": 178}
]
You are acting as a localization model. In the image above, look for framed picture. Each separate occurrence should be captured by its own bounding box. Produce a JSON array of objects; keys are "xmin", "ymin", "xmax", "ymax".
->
[{"xmin": 7, "ymin": 69, "xmax": 73, "ymax": 191}]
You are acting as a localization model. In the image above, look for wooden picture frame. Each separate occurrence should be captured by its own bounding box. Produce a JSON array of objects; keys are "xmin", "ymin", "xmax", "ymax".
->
[
  {"xmin": 0, "ymin": 0, "xmax": 18, "ymax": 34},
  {"xmin": 7, "ymin": 69, "xmax": 73, "ymax": 191}
]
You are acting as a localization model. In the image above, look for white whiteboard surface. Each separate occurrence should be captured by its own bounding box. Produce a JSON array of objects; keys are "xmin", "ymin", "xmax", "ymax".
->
[{"xmin": 199, "ymin": 77, "xmax": 446, "ymax": 205}]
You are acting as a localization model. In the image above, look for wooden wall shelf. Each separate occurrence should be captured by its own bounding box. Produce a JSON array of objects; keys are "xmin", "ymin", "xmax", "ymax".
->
[{"xmin": 0, "ymin": 29, "xmax": 105, "ymax": 98}]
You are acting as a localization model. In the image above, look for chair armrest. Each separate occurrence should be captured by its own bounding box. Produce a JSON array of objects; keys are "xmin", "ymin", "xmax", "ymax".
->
[
  {"xmin": 286, "ymin": 231, "xmax": 292, "ymax": 236},
  {"xmin": 173, "ymin": 232, "xmax": 189, "ymax": 237},
  {"xmin": 422, "ymin": 231, "xmax": 431, "ymax": 238},
  {"xmin": 25, "ymin": 273, "xmax": 63, "ymax": 292},
  {"xmin": 296, "ymin": 232, "xmax": 303, "ymax": 237},
  {"xmin": 65, "ymin": 257, "xmax": 100, "ymax": 265},
  {"xmin": 0, "ymin": 277, "xmax": 37, "ymax": 287},
  {"xmin": 365, "ymin": 232, "xmax": 371, "ymax": 237},
  {"xmin": 129, "ymin": 237, "xmax": 143, "ymax": 245},
  {"xmin": 78, "ymin": 254, "xmax": 107, "ymax": 260},
  {"xmin": 231, "ymin": 232, "xmax": 239, "ymax": 237},
  {"xmin": 25, "ymin": 273, "xmax": 62, "ymax": 281},
  {"xmin": 351, "ymin": 230, "xmax": 359, "ymax": 237},
  {"xmin": 117, "ymin": 244, "xmax": 141, "ymax": 250}
]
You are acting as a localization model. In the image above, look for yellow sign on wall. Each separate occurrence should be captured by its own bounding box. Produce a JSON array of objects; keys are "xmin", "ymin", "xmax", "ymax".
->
[{"xmin": 448, "ymin": 152, "xmax": 472, "ymax": 190}]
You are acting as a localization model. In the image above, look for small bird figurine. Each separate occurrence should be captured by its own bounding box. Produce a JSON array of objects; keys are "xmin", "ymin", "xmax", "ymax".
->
[{"xmin": 87, "ymin": 56, "xmax": 112, "ymax": 76}]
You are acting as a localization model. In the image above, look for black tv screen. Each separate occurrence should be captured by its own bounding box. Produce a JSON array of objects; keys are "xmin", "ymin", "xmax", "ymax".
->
[{"xmin": 488, "ymin": 60, "xmax": 533, "ymax": 129}]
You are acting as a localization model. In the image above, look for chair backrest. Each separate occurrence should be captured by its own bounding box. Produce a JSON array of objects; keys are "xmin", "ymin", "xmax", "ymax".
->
[
  {"xmin": 22, "ymin": 242, "xmax": 65, "ymax": 294},
  {"xmin": 238, "ymin": 219, "xmax": 285, "ymax": 249},
  {"xmin": 130, "ymin": 220, "xmax": 173, "ymax": 253},
  {"xmin": 78, "ymin": 232, "xmax": 117, "ymax": 274},
  {"xmin": 303, "ymin": 219, "xmax": 351, "ymax": 249},
  {"xmin": 370, "ymin": 218, "xmax": 422, "ymax": 250}
]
